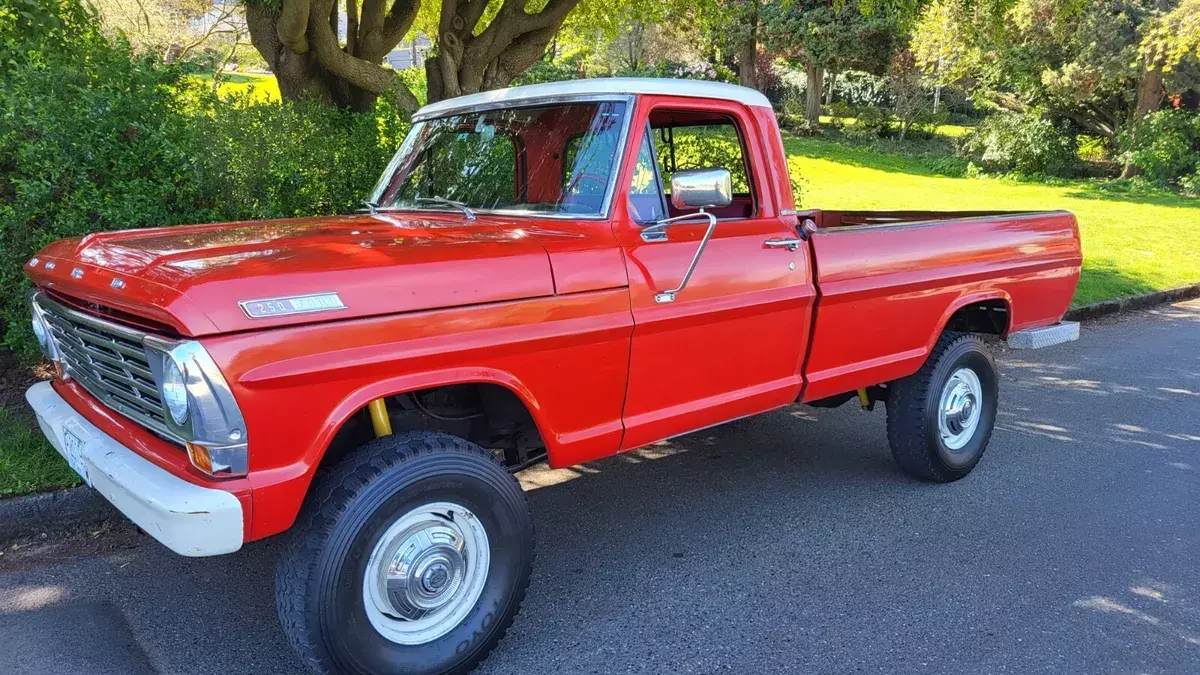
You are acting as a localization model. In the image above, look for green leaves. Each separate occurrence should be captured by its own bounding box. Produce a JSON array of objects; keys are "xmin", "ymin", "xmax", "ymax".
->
[
  {"xmin": 1117, "ymin": 108, "xmax": 1200, "ymax": 185},
  {"xmin": 0, "ymin": 0, "xmax": 410, "ymax": 361}
]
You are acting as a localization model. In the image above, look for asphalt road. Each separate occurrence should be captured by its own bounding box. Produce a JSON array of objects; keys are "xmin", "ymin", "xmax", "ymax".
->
[{"xmin": 1, "ymin": 300, "xmax": 1199, "ymax": 675}]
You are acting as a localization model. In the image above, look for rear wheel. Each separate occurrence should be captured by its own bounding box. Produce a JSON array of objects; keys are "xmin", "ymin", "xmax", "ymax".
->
[
  {"xmin": 885, "ymin": 332, "xmax": 999, "ymax": 482},
  {"xmin": 277, "ymin": 431, "xmax": 533, "ymax": 675}
]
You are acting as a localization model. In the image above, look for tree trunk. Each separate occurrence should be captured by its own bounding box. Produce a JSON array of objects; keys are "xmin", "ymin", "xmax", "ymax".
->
[
  {"xmin": 1120, "ymin": 66, "xmax": 1164, "ymax": 178},
  {"xmin": 1121, "ymin": 0, "xmax": 1169, "ymax": 179},
  {"xmin": 805, "ymin": 61, "xmax": 824, "ymax": 123},
  {"xmin": 425, "ymin": 0, "xmax": 583, "ymax": 104},
  {"xmin": 825, "ymin": 70, "xmax": 837, "ymax": 107},
  {"xmin": 738, "ymin": 5, "xmax": 758, "ymax": 90},
  {"xmin": 245, "ymin": 3, "xmax": 329, "ymax": 105}
]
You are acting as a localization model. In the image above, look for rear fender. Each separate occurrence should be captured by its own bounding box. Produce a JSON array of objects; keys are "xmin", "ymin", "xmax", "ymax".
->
[{"xmin": 927, "ymin": 290, "xmax": 1013, "ymax": 352}]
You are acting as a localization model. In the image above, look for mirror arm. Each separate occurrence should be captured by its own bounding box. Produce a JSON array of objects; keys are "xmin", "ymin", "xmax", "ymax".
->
[
  {"xmin": 654, "ymin": 209, "xmax": 717, "ymax": 304},
  {"xmin": 640, "ymin": 211, "xmax": 714, "ymax": 243}
]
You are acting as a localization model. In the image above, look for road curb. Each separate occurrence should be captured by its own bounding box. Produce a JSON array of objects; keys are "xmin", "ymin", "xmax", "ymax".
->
[
  {"xmin": 1, "ymin": 283, "xmax": 1197, "ymax": 543},
  {"xmin": 0, "ymin": 485, "xmax": 116, "ymax": 543},
  {"xmin": 1064, "ymin": 283, "xmax": 1200, "ymax": 323}
]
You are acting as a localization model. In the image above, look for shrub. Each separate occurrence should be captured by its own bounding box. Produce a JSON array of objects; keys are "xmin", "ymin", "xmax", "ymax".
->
[
  {"xmin": 844, "ymin": 105, "xmax": 891, "ymax": 140},
  {"xmin": 1117, "ymin": 109, "xmax": 1200, "ymax": 186},
  {"xmin": 830, "ymin": 70, "xmax": 889, "ymax": 107},
  {"xmin": 911, "ymin": 108, "xmax": 950, "ymax": 139},
  {"xmin": 0, "ymin": 0, "xmax": 409, "ymax": 360},
  {"xmin": 960, "ymin": 110, "xmax": 1078, "ymax": 176}
]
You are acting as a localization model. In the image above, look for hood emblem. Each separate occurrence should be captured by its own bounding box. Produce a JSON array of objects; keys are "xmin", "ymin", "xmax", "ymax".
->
[
  {"xmin": 111, "ymin": 278, "xmax": 126, "ymax": 289},
  {"xmin": 239, "ymin": 292, "xmax": 346, "ymax": 319},
  {"xmin": 71, "ymin": 268, "xmax": 84, "ymax": 279}
]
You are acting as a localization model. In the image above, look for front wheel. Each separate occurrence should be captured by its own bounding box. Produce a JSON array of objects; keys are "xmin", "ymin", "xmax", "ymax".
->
[
  {"xmin": 276, "ymin": 431, "xmax": 534, "ymax": 675},
  {"xmin": 885, "ymin": 332, "xmax": 999, "ymax": 482}
]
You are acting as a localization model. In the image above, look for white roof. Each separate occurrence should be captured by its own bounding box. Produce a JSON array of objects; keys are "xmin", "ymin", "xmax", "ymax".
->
[{"xmin": 413, "ymin": 78, "xmax": 773, "ymax": 119}]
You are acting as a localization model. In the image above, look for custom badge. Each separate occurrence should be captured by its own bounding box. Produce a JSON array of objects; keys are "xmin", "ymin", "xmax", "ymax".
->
[{"xmin": 239, "ymin": 292, "xmax": 346, "ymax": 319}]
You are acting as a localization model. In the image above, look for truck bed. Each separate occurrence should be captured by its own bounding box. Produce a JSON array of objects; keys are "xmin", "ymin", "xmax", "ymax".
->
[{"xmin": 798, "ymin": 209, "xmax": 1082, "ymax": 402}]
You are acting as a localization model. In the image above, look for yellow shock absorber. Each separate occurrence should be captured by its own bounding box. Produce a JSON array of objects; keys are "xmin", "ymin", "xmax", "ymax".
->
[
  {"xmin": 368, "ymin": 398, "xmax": 393, "ymax": 437},
  {"xmin": 856, "ymin": 387, "xmax": 872, "ymax": 411}
]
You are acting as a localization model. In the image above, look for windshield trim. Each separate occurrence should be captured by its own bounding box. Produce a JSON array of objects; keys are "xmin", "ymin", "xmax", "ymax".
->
[{"xmin": 379, "ymin": 94, "xmax": 635, "ymax": 221}]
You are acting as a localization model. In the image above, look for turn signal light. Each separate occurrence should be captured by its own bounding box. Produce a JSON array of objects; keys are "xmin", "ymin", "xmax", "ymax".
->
[{"xmin": 186, "ymin": 442, "xmax": 214, "ymax": 474}]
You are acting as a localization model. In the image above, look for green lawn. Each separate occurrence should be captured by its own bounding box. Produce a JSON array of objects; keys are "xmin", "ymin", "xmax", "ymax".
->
[
  {"xmin": 819, "ymin": 115, "xmax": 976, "ymax": 138},
  {"xmin": 0, "ymin": 407, "xmax": 78, "ymax": 496},
  {"xmin": 191, "ymin": 71, "xmax": 281, "ymax": 103},
  {"xmin": 785, "ymin": 136, "xmax": 1200, "ymax": 306}
]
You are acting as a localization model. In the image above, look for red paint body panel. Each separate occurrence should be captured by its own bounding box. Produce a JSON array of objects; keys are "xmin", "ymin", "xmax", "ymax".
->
[
  {"xmin": 800, "ymin": 211, "xmax": 1081, "ymax": 402},
  {"xmin": 204, "ymin": 289, "xmax": 632, "ymax": 540},
  {"xmin": 25, "ymin": 93, "xmax": 1082, "ymax": 545},
  {"xmin": 29, "ymin": 214, "xmax": 558, "ymax": 334},
  {"xmin": 612, "ymin": 96, "xmax": 816, "ymax": 450}
]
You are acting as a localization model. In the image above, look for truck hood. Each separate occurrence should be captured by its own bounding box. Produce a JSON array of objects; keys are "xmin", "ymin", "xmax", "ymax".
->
[{"xmin": 26, "ymin": 213, "xmax": 555, "ymax": 335}]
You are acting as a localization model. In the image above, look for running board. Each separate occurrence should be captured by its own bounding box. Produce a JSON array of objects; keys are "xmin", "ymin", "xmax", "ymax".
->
[{"xmin": 1007, "ymin": 321, "xmax": 1080, "ymax": 349}]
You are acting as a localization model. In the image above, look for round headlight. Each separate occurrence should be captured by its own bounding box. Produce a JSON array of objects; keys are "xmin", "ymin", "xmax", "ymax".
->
[
  {"xmin": 162, "ymin": 358, "xmax": 189, "ymax": 425},
  {"xmin": 31, "ymin": 316, "xmax": 48, "ymax": 348}
]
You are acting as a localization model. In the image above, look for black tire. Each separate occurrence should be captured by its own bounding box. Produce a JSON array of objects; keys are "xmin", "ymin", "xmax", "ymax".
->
[
  {"xmin": 276, "ymin": 431, "xmax": 534, "ymax": 675},
  {"xmin": 885, "ymin": 332, "xmax": 999, "ymax": 482}
]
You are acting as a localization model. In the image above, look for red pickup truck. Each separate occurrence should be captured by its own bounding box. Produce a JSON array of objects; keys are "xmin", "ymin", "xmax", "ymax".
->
[{"xmin": 24, "ymin": 78, "xmax": 1080, "ymax": 675}]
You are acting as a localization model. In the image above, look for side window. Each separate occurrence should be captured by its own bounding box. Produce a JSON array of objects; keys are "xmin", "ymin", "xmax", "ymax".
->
[
  {"xmin": 627, "ymin": 132, "xmax": 666, "ymax": 223},
  {"xmin": 651, "ymin": 118, "xmax": 753, "ymax": 212}
]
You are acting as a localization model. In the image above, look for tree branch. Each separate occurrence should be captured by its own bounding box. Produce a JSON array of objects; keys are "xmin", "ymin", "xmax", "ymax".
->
[
  {"xmin": 278, "ymin": 0, "xmax": 312, "ymax": 54},
  {"xmin": 380, "ymin": 0, "xmax": 419, "ymax": 52},
  {"xmin": 308, "ymin": 0, "xmax": 420, "ymax": 108},
  {"xmin": 347, "ymin": 0, "xmax": 359, "ymax": 55}
]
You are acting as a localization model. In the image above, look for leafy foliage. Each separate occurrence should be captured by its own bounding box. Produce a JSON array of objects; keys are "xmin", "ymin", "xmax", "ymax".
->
[
  {"xmin": 845, "ymin": 105, "xmax": 894, "ymax": 139},
  {"xmin": 1117, "ymin": 109, "xmax": 1200, "ymax": 185},
  {"xmin": 0, "ymin": 0, "xmax": 407, "ymax": 359},
  {"xmin": 960, "ymin": 108, "xmax": 1079, "ymax": 175}
]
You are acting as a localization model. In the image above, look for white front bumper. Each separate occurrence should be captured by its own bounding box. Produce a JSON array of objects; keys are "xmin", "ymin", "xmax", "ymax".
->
[{"xmin": 25, "ymin": 381, "xmax": 243, "ymax": 556}]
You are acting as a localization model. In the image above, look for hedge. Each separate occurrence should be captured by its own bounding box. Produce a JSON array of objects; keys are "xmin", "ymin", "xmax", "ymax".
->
[{"xmin": 1, "ymin": 0, "xmax": 409, "ymax": 359}]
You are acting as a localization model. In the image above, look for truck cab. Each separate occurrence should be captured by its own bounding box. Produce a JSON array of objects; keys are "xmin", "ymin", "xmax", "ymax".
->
[{"xmin": 24, "ymin": 78, "xmax": 1081, "ymax": 675}]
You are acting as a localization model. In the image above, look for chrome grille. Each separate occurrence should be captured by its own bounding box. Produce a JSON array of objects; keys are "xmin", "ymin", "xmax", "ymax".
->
[{"xmin": 37, "ymin": 295, "xmax": 178, "ymax": 442}]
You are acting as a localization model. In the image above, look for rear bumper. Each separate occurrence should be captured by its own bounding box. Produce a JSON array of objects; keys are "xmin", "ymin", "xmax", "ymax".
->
[
  {"xmin": 25, "ymin": 381, "xmax": 243, "ymax": 556},
  {"xmin": 1007, "ymin": 321, "xmax": 1080, "ymax": 349}
]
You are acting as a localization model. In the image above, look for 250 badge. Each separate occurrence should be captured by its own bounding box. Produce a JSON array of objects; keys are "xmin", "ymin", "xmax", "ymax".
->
[{"xmin": 239, "ymin": 292, "xmax": 346, "ymax": 319}]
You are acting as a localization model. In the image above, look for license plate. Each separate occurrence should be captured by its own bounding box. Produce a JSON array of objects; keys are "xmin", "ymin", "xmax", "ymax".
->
[{"xmin": 62, "ymin": 427, "xmax": 91, "ymax": 486}]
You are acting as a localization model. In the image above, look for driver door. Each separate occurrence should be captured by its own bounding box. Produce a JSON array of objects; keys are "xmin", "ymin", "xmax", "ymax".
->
[{"xmin": 615, "ymin": 99, "xmax": 817, "ymax": 450}]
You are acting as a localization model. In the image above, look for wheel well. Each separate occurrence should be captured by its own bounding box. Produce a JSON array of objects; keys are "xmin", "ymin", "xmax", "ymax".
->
[
  {"xmin": 944, "ymin": 299, "xmax": 1010, "ymax": 336},
  {"xmin": 321, "ymin": 383, "xmax": 547, "ymax": 473}
]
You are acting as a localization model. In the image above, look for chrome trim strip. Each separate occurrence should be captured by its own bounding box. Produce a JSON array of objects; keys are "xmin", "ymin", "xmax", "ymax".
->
[
  {"xmin": 412, "ymin": 93, "xmax": 632, "ymax": 121},
  {"xmin": 814, "ymin": 210, "xmax": 1072, "ymax": 235},
  {"xmin": 413, "ymin": 78, "xmax": 773, "ymax": 120}
]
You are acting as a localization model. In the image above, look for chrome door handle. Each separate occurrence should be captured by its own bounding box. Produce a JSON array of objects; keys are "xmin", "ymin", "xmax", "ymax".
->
[{"xmin": 764, "ymin": 238, "xmax": 804, "ymax": 252}]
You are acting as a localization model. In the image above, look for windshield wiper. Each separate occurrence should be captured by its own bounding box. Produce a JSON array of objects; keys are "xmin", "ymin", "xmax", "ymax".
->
[
  {"xmin": 415, "ymin": 196, "xmax": 476, "ymax": 221},
  {"xmin": 360, "ymin": 199, "xmax": 379, "ymax": 215}
]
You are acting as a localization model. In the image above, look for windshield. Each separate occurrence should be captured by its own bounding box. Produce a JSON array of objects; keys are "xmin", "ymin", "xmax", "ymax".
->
[{"xmin": 371, "ymin": 100, "xmax": 629, "ymax": 218}]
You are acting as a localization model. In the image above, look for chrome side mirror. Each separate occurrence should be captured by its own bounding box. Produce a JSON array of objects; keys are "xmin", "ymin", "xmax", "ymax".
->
[
  {"xmin": 670, "ymin": 168, "xmax": 733, "ymax": 210},
  {"xmin": 639, "ymin": 168, "xmax": 733, "ymax": 304}
]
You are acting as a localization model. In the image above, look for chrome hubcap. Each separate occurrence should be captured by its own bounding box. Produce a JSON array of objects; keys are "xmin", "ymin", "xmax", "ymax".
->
[
  {"xmin": 363, "ymin": 502, "xmax": 489, "ymax": 645},
  {"xmin": 938, "ymin": 368, "xmax": 983, "ymax": 451}
]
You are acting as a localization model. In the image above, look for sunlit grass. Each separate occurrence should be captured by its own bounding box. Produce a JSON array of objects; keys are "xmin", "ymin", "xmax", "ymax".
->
[
  {"xmin": 0, "ymin": 407, "xmax": 78, "ymax": 496},
  {"xmin": 190, "ymin": 71, "xmax": 281, "ymax": 103},
  {"xmin": 818, "ymin": 115, "xmax": 975, "ymax": 138},
  {"xmin": 785, "ymin": 135, "xmax": 1200, "ymax": 306}
]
